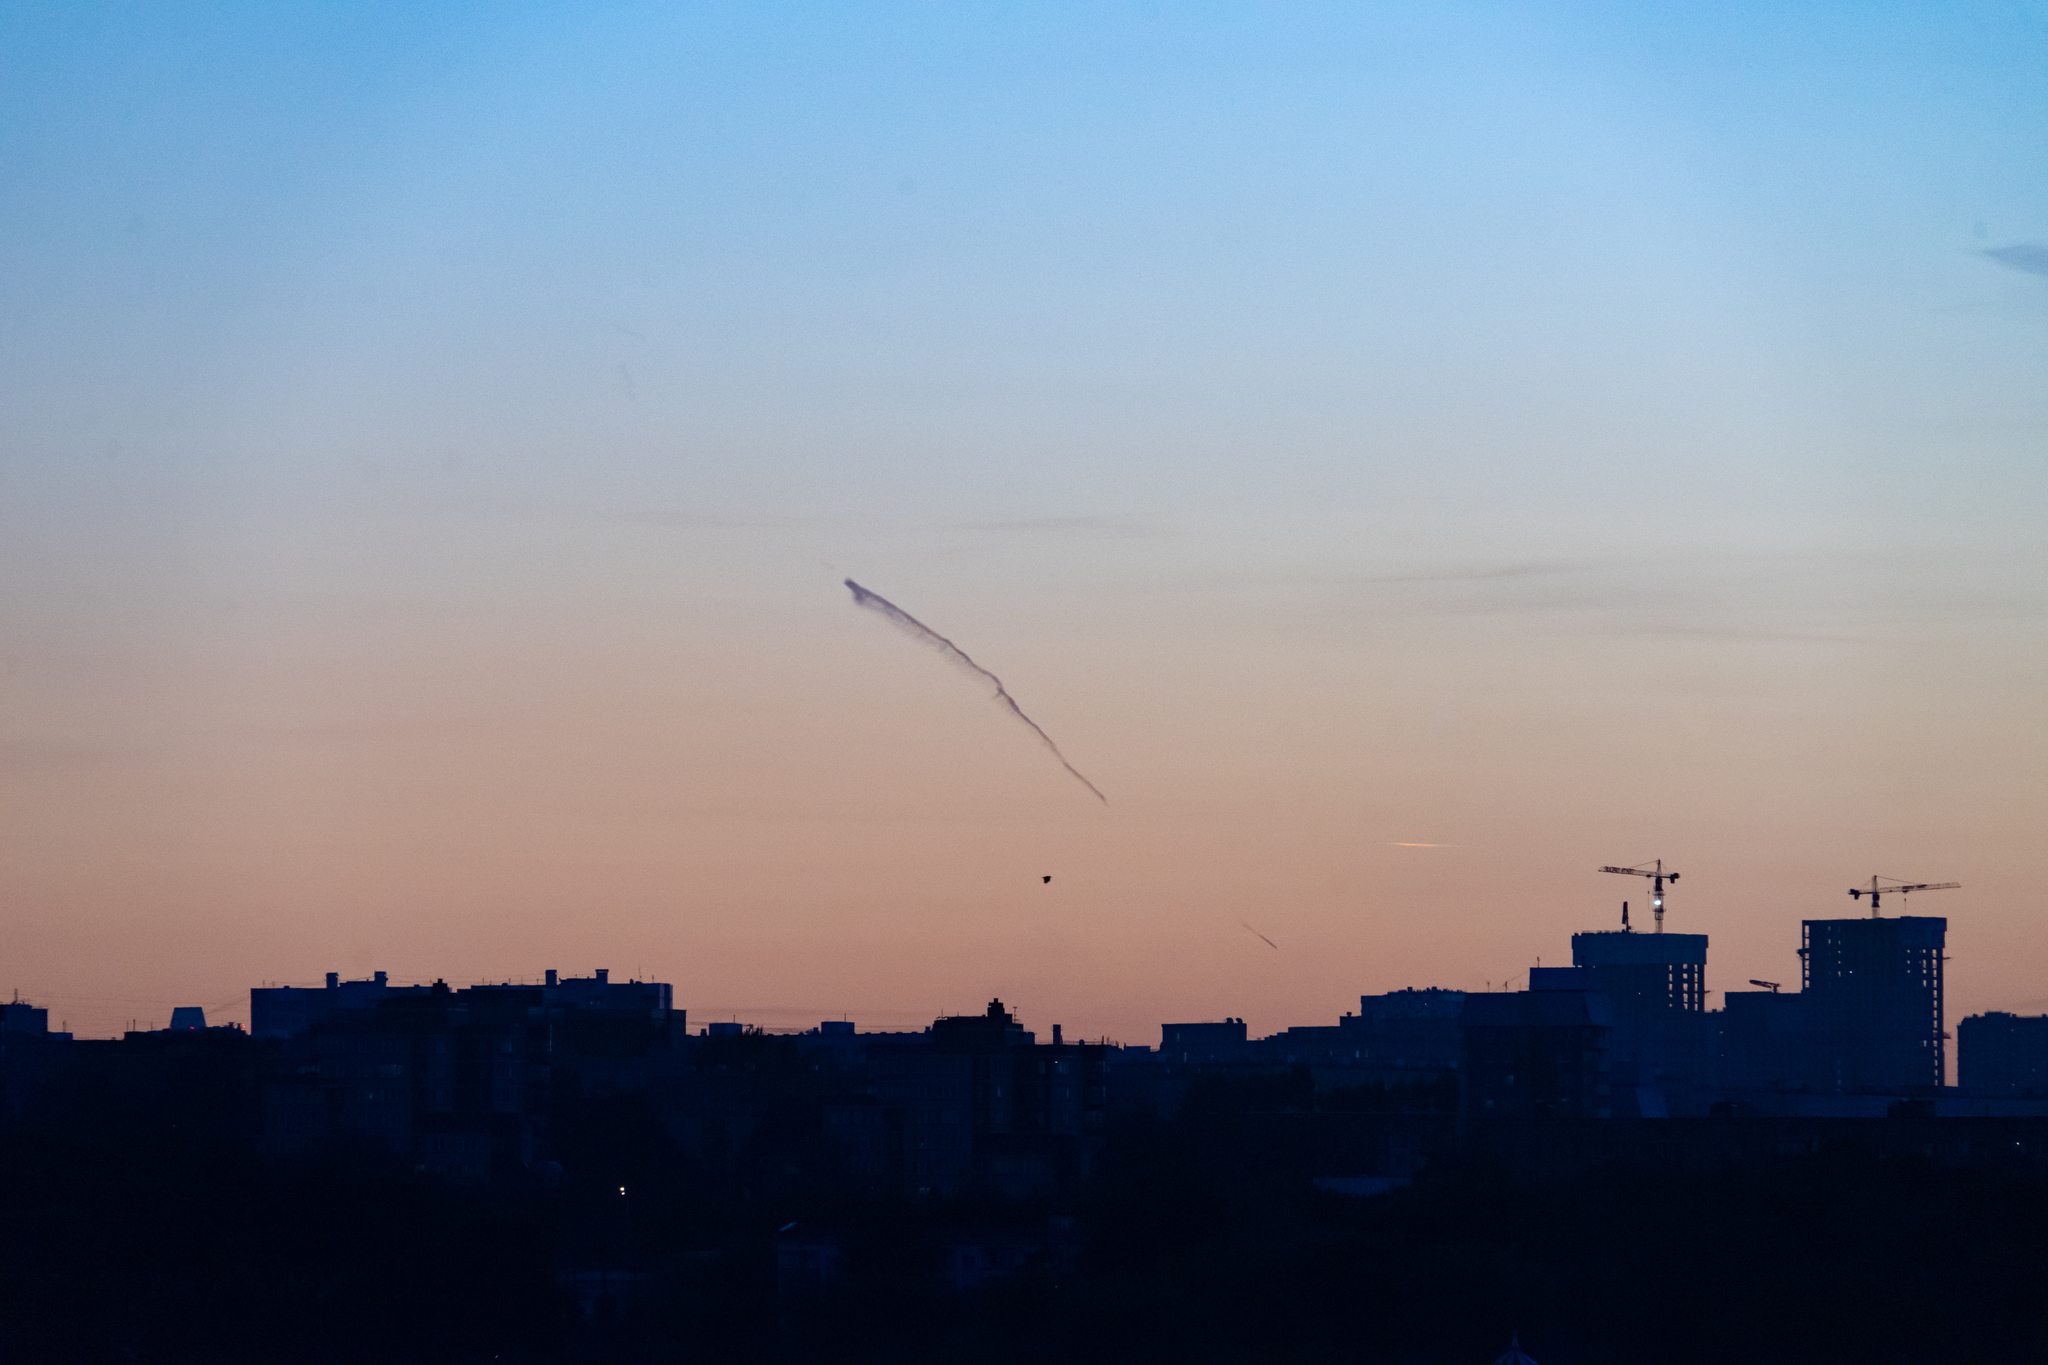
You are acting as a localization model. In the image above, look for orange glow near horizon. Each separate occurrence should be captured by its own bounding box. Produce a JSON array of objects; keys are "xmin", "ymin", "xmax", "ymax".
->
[{"xmin": 1, "ymin": 6, "xmax": 2043, "ymax": 1068}]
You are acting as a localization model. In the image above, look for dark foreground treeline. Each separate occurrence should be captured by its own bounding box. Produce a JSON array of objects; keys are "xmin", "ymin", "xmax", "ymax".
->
[{"xmin": 2, "ymin": 1052, "xmax": 2044, "ymax": 1365}]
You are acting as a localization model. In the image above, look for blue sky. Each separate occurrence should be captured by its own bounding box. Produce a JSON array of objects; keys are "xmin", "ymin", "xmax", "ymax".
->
[{"xmin": 9, "ymin": 2, "xmax": 2042, "ymax": 522}]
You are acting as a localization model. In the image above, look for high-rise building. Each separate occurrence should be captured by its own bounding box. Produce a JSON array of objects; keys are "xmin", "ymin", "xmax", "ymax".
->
[
  {"xmin": 1569, "ymin": 932, "xmax": 1706, "ymax": 1018},
  {"xmin": 1799, "ymin": 916, "xmax": 1946, "ymax": 1090},
  {"xmin": 1569, "ymin": 931, "xmax": 1712, "ymax": 1115}
]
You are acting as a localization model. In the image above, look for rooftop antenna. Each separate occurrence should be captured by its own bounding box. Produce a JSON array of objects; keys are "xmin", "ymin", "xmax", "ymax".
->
[
  {"xmin": 1848, "ymin": 875, "xmax": 1959, "ymax": 918},
  {"xmin": 1600, "ymin": 860, "xmax": 1680, "ymax": 933},
  {"xmin": 1621, "ymin": 901, "xmax": 1630, "ymax": 932}
]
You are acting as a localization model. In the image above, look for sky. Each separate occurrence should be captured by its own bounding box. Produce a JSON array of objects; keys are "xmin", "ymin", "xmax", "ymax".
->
[{"xmin": 2, "ymin": 2, "xmax": 2045, "ymax": 1047}]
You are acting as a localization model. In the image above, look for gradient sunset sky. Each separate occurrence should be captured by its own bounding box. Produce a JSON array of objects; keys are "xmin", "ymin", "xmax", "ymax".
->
[{"xmin": 3, "ymin": 3, "xmax": 2044, "ymax": 1045}]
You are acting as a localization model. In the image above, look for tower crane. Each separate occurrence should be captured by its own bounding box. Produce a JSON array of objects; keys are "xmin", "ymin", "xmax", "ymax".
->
[
  {"xmin": 1848, "ymin": 875, "xmax": 1958, "ymax": 917},
  {"xmin": 1599, "ymin": 860, "xmax": 1679, "ymax": 933}
]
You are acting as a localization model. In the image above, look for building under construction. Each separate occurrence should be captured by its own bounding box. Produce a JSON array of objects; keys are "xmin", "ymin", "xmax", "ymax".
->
[
  {"xmin": 1570, "ymin": 930, "xmax": 1711, "ymax": 1116},
  {"xmin": 1570, "ymin": 931, "xmax": 1707, "ymax": 1015},
  {"xmin": 1452, "ymin": 866, "xmax": 1969, "ymax": 1115},
  {"xmin": 1799, "ymin": 916, "xmax": 1947, "ymax": 1090}
]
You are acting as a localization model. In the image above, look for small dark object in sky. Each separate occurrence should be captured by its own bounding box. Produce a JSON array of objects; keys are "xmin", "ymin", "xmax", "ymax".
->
[
  {"xmin": 843, "ymin": 578, "xmax": 1107, "ymax": 803},
  {"xmin": 1241, "ymin": 920, "xmax": 1278, "ymax": 950},
  {"xmin": 1043, "ymin": 876, "xmax": 1051, "ymax": 883}
]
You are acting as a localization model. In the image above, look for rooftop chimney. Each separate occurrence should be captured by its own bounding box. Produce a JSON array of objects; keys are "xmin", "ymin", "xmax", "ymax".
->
[
  {"xmin": 545, "ymin": 969, "xmax": 558, "ymax": 987},
  {"xmin": 373, "ymin": 971, "xmax": 387, "ymax": 988},
  {"xmin": 596, "ymin": 969, "xmax": 609, "ymax": 985},
  {"xmin": 325, "ymin": 972, "xmax": 339, "ymax": 990},
  {"xmin": 1053, "ymin": 1024, "xmax": 1063, "ymax": 1045}
]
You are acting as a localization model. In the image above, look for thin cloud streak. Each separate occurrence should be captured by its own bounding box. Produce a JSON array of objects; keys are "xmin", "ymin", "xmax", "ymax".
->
[
  {"xmin": 844, "ymin": 579, "xmax": 1108, "ymax": 804},
  {"xmin": 1349, "ymin": 562, "xmax": 1584, "ymax": 586},
  {"xmin": 1981, "ymin": 244, "xmax": 2048, "ymax": 277},
  {"xmin": 947, "ymin": 516, "xmax": 1158, "ymax": 537}
]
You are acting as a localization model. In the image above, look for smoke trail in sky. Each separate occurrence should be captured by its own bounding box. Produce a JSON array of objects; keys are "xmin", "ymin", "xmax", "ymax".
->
[{"xmin": 845, "ymin": 579, "xmax": 1107, "ymax": 804}]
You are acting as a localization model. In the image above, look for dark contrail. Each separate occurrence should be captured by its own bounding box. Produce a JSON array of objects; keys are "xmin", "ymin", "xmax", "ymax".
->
[
  {"xmin": 1241, "ymin": 920, "xmax": 1279, "ymax": 950},
  {"xmin": 844, "ymin": 579, "xmax": 1107, "ymax": 803}
]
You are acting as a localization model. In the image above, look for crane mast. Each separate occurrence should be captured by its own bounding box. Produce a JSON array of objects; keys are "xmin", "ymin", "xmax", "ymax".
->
[{"xmin": 1598, "ymin": 859, "xmax": 1680, "ymax": 933}]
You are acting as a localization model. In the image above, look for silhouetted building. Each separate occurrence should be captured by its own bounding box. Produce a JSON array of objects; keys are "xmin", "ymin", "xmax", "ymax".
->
[
  {"xmin": 1571, "ymin": 931, "xmax": 1705, "ymax": 1014},
  {"xmin": 1160, "ymin": 1019, "xmax": 1250, "ymax": 1063},
  {"xmin": 25, "ymin": 1024, "xmax": 267, "ymax": 1132},
  {"xmin": 1122, "ymin": 996, "xmax": 1469, "ymax": 1115},
  {"xmin": 0, "ymin": 997, "xmax": 71, "ymax": 1121},
  {"xmin": 1257, "ymin": 1023, "xmax": 1351, "ymax": 1066},
  {"xmin": 1461, "ymin": 970, "xmax": 1617, "ymax": 1121},
  {"xmin": 1342, "ymin": 989, "xmax": 1465, "ymax": 1074},
  {"xmin": 1717, "ymin": 988, "xmax": 1814, "ymax": 1094},
  {"xmin": 1800, "ymin": 916, "xmax": 1947, "ymax": 1090},
  {"xmin": 528, "ymin": 967, "xmax": 672, "ymax": 1020},
  {"xmin": 250, "ymin": 971, "xmax": 427, "ymax": 1039},
  {"xmin": 259, "ymin": 971, "xmax": 684, "ymax": 1176},
  {"xmin": 1572, "ymin": 931, "xmax": 1711, "ymax": 1116},
  {"xmin": 1959, "ymin": 1012, "xmax": 2048, "ymax": 1098},
  {"xmin": 262, "ymin": 980, "xmax": 534, "ymax": 1173},
  {"xmin": 1706, "ymin": 917, "xmax": 1958, "ymax": 1105},
  {"xmin": 252, "ymin": 968, "xmax": 669, "ymax": 1042},
  {"xmin": 1, "ymin": 1000, "xmax": 50, "ymax": 1037},
  {"xmin": 797, "ymin": 1019, "xmax": 929, "ymax": 1072},
  {"xmin": 825, "ymin": 999, "xmax": 1105, "ymax": 1197}
]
